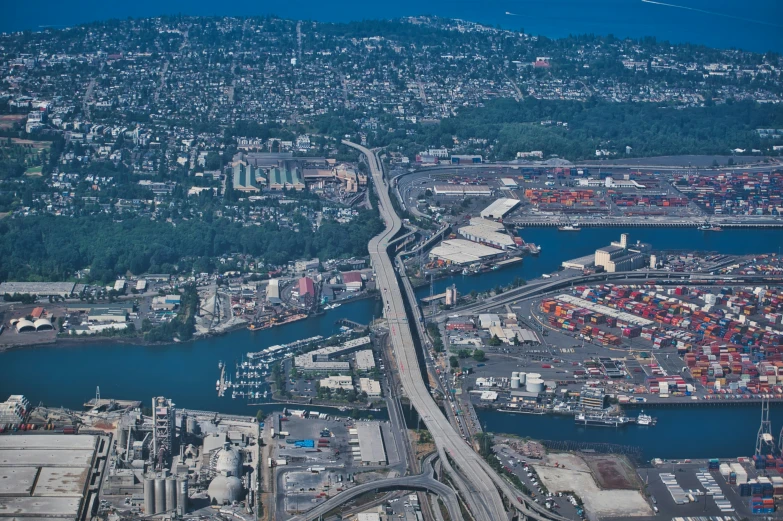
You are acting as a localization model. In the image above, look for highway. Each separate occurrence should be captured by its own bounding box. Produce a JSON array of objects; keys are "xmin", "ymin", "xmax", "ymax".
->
[
  {"xmin": 291, "ymin": 454, "xmax": 459, "ymax": 521},
  {"xmin": 344, "ymin": 141, "xmax": 583, "ymax": 521},
  {"xmin": 344, "ymin": 141, "xmax": 510, "ymax": 521}
]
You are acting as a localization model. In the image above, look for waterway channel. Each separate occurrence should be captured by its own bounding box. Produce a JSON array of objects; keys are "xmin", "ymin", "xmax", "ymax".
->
[{"xmin": 0, "ymin": 227, "xmax": 780, "ymax": 458}]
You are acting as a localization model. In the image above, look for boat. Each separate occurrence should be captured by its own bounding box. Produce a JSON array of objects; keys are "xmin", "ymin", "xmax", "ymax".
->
[
  {"xmin": 216, "ymin": 380, "xmax": 220, "ymax": 391},
  {"xmin": 635, "ymin": 411, "xmax": 656, "ymax": 426},
  {"xmin": 558, "ymin": 225, "xmax": 581, "ymax": 232},
  {"xmin": 218, "ymin": 361, "xmax": 224, "ymax": 370},
  {"xmin": 331, "ymin": 303, "xmax": 341, "ymax": 309},
  {"xmin": 462, "ymin": 268, "xmax": 470, "ymax": 275},
  {"xmin": 699, "ymin": 224, "xmax": 722, "ymax": 232},
  {"xmin": 575, "ymin": 412, "xmax": 630, "ymax": 427}
]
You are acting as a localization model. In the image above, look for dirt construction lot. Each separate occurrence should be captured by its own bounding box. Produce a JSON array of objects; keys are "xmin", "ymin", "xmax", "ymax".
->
[{"xmin": 533, "ymin": 453, "xmax": 653, "ymax": 519}]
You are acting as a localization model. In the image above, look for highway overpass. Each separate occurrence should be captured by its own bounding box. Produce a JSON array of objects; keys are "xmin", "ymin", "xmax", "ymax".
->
[{"xmin": 344, "ymin": 141, "xmax": 575, "ymax": 521}]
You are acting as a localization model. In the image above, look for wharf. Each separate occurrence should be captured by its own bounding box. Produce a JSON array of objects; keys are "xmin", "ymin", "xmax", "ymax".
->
[
  {"xmin": 511, "ymin": 219, "xmax": 783, "ymax": 229},
  {"xmin": 496, "ymin": 257, "xmax": 524, "ymax": 267},
  {"xmin": 421, "ymin": 292, "xmax": 447, "ymax": 304}
]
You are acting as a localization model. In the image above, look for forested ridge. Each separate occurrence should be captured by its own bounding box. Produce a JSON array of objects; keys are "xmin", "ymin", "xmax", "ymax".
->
[
  {"xmin": 374, "ymin": 99, "xmax": 783, "ymax": 160},
  {"xmin": 0, "ymin": 210, "xmax": 383, "ymax": 282}
]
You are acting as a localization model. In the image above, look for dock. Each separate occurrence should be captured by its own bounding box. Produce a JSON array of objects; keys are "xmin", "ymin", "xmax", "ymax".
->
[
  {"xmin": 218, "ymin": 364, "xmax": 226, "ymax": 397},
  {"xmin": 495, "ymin": 257, "xmax": 523, "ymax": 267}
]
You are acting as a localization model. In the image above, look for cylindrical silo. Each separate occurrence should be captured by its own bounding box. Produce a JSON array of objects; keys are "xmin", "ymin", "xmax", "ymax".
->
[
  {"xmin": 511, "ymin": 371, "xmax": 520, "ymax": 379},
  {"xmin": 165, "ymin": 478, "xmax": 177, "ymax": 512},
  {"xmin": 186, "ymin": 416, "xmax": 196, "ymax": 435},
  {"xmin": 143, "ymin": 476, "xmax": 155, "ymax": 515},
  {"xmin": 510, "ymin": 377, "xmax": 521, "ymax": 389},
  {"xmin": 526, "ymin": 377, "xmax": 544, "ymax": 394},
  {"xmin": 527, "ymin": 372, "xmax": 541, "ymax": 380},
  {"xmin": 117, "ymin": 426, "xmax": 128, "ymax": 452},
  {"xmin": 518, "ymin": 372, "xmax": 526, "ymax": 385},
  {"xmin": 154, "ymin": 477, "xmax": 166, "ymax": 513},
  {"xmin": 177, "ymin": 476, "xmax": 188, "ymax": 516}
]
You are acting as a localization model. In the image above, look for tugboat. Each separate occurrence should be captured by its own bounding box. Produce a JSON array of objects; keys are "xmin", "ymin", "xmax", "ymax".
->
[
  {"xmin": 558, "ymin": 225, "xmax": 581, "ymax": 232},
  {"xmin": 575, "ymin": 412, "xmax": 630, "ymax": 427}
]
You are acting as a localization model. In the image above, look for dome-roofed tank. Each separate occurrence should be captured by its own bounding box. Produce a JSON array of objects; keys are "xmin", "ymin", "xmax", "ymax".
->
[
  {"xmin": 207, "ymin": 473, "xmax": 242, "ymax": 505},
  {"xmin": 214, "ymin": 442, "xmax": 241, "ymax": 477}
]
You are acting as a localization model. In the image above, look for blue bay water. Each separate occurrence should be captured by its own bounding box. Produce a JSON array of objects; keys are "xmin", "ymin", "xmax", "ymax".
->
[
  {"xmin": 4, "ymin": 0, "xmax": 782, "ymax": 53},
  {"xmin": 0, "ymin": 227, "xmax": 781, "ymax": 458}
]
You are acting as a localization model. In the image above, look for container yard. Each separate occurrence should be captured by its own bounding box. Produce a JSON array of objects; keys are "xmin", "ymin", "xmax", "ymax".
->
[{"xmin": 534, "ymin": 282, "xmax": 783, "ymax": 402}]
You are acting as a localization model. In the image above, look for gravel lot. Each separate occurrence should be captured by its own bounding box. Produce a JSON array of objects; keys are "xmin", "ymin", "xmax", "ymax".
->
[{"xmin": 533, "ymin": 453, "xmax": 653, "ymax": 519}]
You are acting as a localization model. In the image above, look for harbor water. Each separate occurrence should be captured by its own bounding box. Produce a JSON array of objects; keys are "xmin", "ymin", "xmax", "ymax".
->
[
  {"xmin": 0, "ymin": 227, "xmax": 781, "ymax": 458},
  {"xmin": 478, "ymin": 405, "xmax": 783, "ymax": 462}
]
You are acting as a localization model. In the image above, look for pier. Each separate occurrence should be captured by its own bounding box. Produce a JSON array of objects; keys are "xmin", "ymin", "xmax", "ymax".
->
[
  {"xmin": 334, "ymin": 318, "xmax": 368, "ymax": 332},
  {"xmin": 217, "ymin": 363, "xmax": 226, "ymax": 397}
]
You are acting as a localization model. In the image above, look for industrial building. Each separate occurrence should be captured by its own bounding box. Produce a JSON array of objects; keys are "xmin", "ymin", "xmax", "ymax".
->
[
  {"xmin": 359, "ymin": 378, "xmax": 382, "ymax": 397},
  {"xmin": 355, "ymin": 422, "xmax": 387, "ymax": 466},
  {"xmin": 429, "ymin": 239, "xmax": 504, "ymax": 266},
  {"xmin": 354, "ymin": 350, "xmax": 376, "ymax": 371},
  {"xmin": 433, "ymin": 184, "xmax": 492, "ymax": 197},
  {"xmin": 88, "ymin": 308, "xmax": 128, "ymax": 323},
  {"xmin": 594, "ymin": 233, "xmax": 650, "ymax": 273},
  {"xmin": 152, "ymin": 397, "xmax": 175, "ymax": 469},
  {"xmin": 231, "ymin": 160, "xmax": 264, "ymax": 192},
  {"xmin": 499, "ymin": 178, "xmax": 518, "ymax": 188},
  {"xmin": 298, "ymin": 277, "xmax": 316, "ymax": 301},
  {"xmin": 579, "ymin": 387, "xmax": 606, "ymax": 410},
  {"xmin": 561, "ymin": 254, "xmax": 596, "ymax": 270},
  {"xmin": 342, "ymin": 271, "xmax": 364, "ymax": 292},
  {"xmin": 457, "ymin": 218, "xmax": 517, "ymax": 249},
  {"xmin": 294, "ymin": 336, "xmax": 371, "ymax": 372},
  {"xmin": 266, "ymin": 279, "xmax": 282, "ymax": 304},
  {"xmin": 577, "ymin": 176, "xmax": 646, "ymax": 189},
  {"xmin": 268, "ymin": 166, "xmax": 305, "ymax": 190},
  {"xmin": 479, "ymin": 198, "xmax": 520, "ymax": 220},
  {"xmin": 319, "ymin": 375, "xmax": 354, "ymax": 391},
  {"xmin": 0, "ymin": 281, "xmax": 78, "ymax": 297},
  {"xmin": 0, "ymin": 434, "xmax": 106, "ymax": 521}
]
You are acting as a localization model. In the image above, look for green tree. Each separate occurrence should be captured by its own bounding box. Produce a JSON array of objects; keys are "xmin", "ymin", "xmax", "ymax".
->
[{"xmin": 472, "ymin": 349, "xmax": 486, "ymax": 362}]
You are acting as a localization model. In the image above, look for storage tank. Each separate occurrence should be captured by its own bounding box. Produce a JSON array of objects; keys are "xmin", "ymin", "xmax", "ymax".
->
[
  {"xmin": 143, "ymin": 476, "xmax": 155, "ymax": 515},
  {"xmin": 518, "ymin": 372, "xmax": 527, "ymax": 385},
  {"xmin": 511, "ymin": 371, "xmax": 520, "ymax": 379},
  {"xmin": 154, "ymin": 477, "xmax": 166, "ymax": 513},
  {"xmin": 526, "ymin": 378, "xmax": 544, "ymax": 394},
  {"xmin": 177, "ymin": 476, "xmax": 188, "ymax": 516},
  {"xmin": 165, "ymin": 478, "xmax": 177, "ymax": 512},
  {"xmin": 510, "ymin": 377, "xmax": 521, "ymax": 389},
  {"xmin": 527, "ymin": 372, "xmax": 541, "ymax": 380},
  {"xmin": 186, "ymin": 416, "xmax": 197, "ymax": 435}
]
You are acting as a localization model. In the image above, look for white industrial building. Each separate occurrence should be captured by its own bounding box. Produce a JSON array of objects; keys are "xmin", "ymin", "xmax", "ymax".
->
[
  {"xmin": 433, "ymin": 184, "xmax": 492, "ymax": 197},
  {"xmin": 594, "ymin": 233, "xmax": 650, "ymax": 273},
  {"xmin": 457, "ymin": 218, "xmax": 516, "ymax": 249},
  {"xmin": 499, "ymin": 178, "xmax": 518, "ymax": 188},
  {"xmin": 266, "ymin": 279, "xmax": 281, "ymax": 304},
  {"xmin": 429, "ymin": 239, "xmax": 504, "ymax": 266},
  {"xmin": 355, "ymin": 422, "xmax": 387, "ymax": 466},
  {"xmin": 319, "ymin": 375, "xmax": 354, "ymax": 391},
  {"xmin": 577, "ymin": 176, "xmax": 646, "ymax": 189},
  {"xmin": 480, "ymin": 198, "xmax": 520, "ymax": 219},
  {"xmin": 359, "ymin": 378, "xmax": 382, "ymax": 397}
]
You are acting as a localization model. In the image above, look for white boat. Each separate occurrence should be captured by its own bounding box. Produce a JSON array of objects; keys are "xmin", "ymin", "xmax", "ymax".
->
[
  {"xmin": 558, "ymin": 225, "xmax": 581, "ymax": 232},
  {"xmin": 636, "ymin": 411, "xmax": 656, "ymax": 426}
]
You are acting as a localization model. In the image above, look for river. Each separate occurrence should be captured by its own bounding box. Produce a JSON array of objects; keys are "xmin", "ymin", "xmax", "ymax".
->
[{"xmin": 1, "ymin": 227, "xmax": 780, "ymax": 458}]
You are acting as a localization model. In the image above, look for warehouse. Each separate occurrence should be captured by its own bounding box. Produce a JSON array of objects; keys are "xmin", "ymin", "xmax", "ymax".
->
[
  {"xmin": 479, "ymin": 198, "xmax": 520, "ymax": 220},
  {"xmin": 266, "ymin": 279, "xmax": 282, "ymax": 304},
  {"xmin": 0, "ymin": 434, "xmax": 104, "ymax": 521},
  {"xmin": 458, "ymin": 218, "xmax": 517, "ymax": 249},
  {"xmin": 429, "ymin": 239, "xmax": 504, "ymax": 265},
  {"xmin": 499, "ymin": 178, "xmax": 518, "ymax": 188},
  {"xmin": 433, "ymin": 184, "xmax": 492, "ymax": 197},
  {"xmin": 0, "ymin": 282, "xmax": 78, "ymax": 298},
  {"xmin": 355, "ymin": 422, "xmax": 387, "ymax": 466}
]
